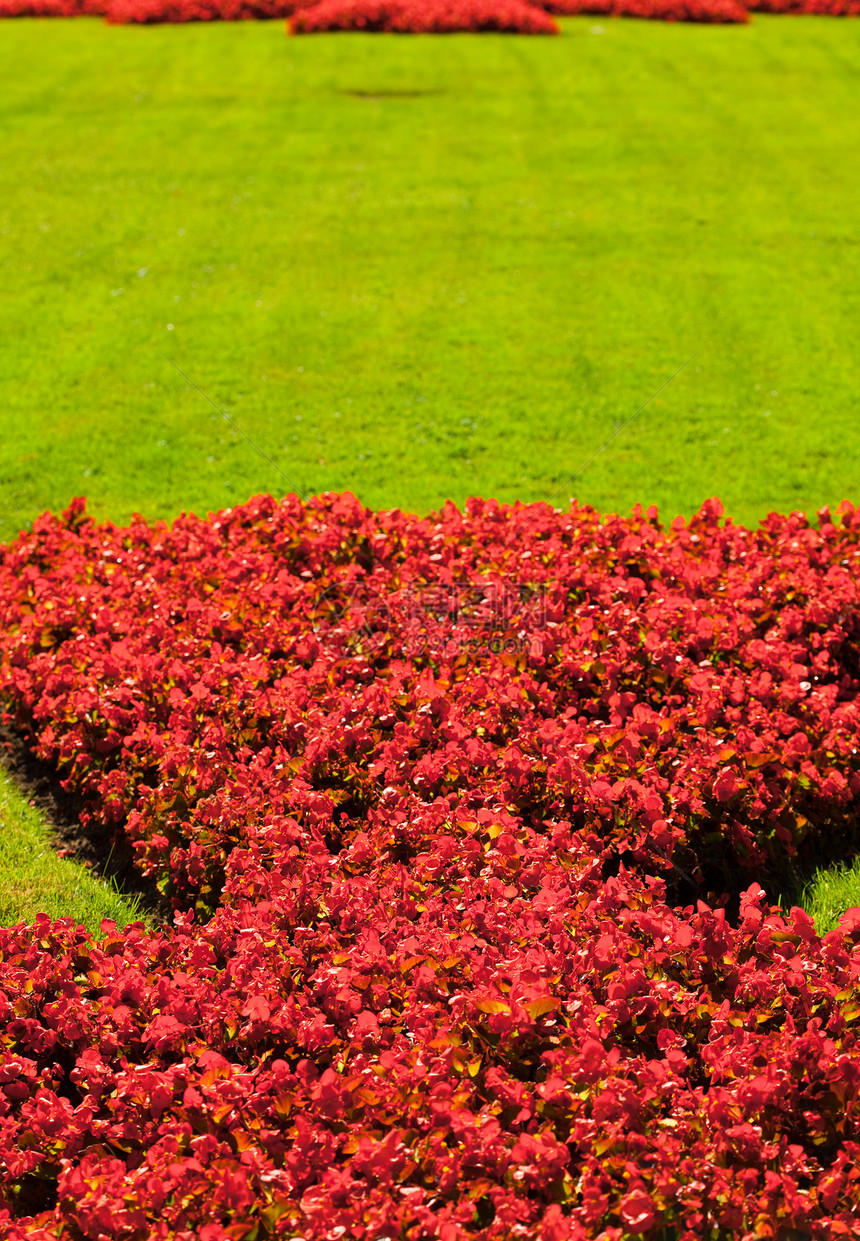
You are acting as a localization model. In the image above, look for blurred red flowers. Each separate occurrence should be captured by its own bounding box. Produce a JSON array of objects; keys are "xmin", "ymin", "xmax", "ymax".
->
[
  {"xmin": 2, "ymin": 0, "xmax": 856, "ymax": 20},
  {"xmin": 103, "ymin": 0, "xmax": 301, "ymax": 22},
  {"xmin": 290, "ymin": 0, "xmax": 559, "ymax": 31},
  {"xmin": 538, "ymin": 0, "xmax": 747, "ymax": 19}
]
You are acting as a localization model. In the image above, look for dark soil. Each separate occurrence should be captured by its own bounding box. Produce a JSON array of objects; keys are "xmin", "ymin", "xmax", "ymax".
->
[{"xmin": 0, "ymin": 718, "xmax": 171, "ymax": 926}]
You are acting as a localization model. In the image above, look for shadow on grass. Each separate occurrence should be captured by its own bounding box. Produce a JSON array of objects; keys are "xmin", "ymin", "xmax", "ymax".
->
[{"xmin": 0, "ymin": 720, "xmax": 171, "ymax": 929}]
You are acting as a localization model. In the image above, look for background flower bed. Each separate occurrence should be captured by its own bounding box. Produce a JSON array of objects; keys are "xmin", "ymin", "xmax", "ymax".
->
[
  {"xmin": 539, "ymin": 0, "xmax": 747, "ymax": 20},
  {"xmin": 0, "ymin": 0, "xmax": 857, "ymax": 20},
  {"xmin": 289, "ymin": 0, "xmax": 560, "ymax": 34},
  {"xmin": 103, "ymin": 0, "xmax": 302, "ymax": 22},
  {"xmin": 0, "ymin": 493, "xmax": 859, "ymax": 1237}
]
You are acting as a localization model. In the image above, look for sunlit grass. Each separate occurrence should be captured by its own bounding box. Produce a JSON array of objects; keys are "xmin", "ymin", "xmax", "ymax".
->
[
  {"xmin": 801, "ymin": 858, "xmax": 860, "ymax": 935},
  {"xmin": 0, "ymin": 18, "xmax": 859, "ymax": 533},
  {"xmin": 0, "ymin": 766, "xmax": 145, "ymax": 934}
]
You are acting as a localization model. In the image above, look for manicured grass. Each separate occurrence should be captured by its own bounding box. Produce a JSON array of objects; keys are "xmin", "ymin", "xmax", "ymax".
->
[
  {"xmin": 1, "ymin": 17, "xmax": 859, "ymax": 931},
  {"xmin": 0, "ymin": 766, "xmax": 144, "ymax": 934},
  {"xmin": 802, "ymin": 859, "xmax": 860, "ymax": 934},
  {"xmin": 0, "ymin": 18, "xmax": 859, "ymax": 534}
]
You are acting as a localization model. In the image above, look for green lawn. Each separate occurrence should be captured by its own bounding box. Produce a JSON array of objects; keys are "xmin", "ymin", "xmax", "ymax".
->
[
  {"xmin": 802, "ymin": 857, "xmax": 860, "ymax": 934},
  {"xmin": 0, "ymin": 766, "xmax": 145, "ymax": 931},
  {"xmin": 2, "ymin": 17, "xmax": 860, "ymax": 529},
  {"xmin": 1, "ymin": 16, "xmax": 859, "ymax": 931}
]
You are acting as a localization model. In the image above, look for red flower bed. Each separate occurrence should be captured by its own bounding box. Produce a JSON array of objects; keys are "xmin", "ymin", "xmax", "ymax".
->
[
  {"xmin": 4, "ymin": 0, "xmax": 860, "ymax": 20},
  {"xmin": 3, "ymin": 494, "xmax": 860, "ymax": 909},
  {"xmin": 103, "ymin": 0, "xmax": 300, "ymax": 21},
  {"xmin": 540, "ymin": 0, "xmax": 747, "ymax": 19},
  {"xmin": 0, "ymin": 493, "xmax": 859, "ymax": 1236},
  {"xmin": 289, "ymin": 0, "xmax": 559, "ymax": 31},
  {"xmin": 1, "ymin": 874, "xmax": 860, "ymax": 1236},
  {"xmin": 747, "ymin": 0, "xmax": 859, "ymax": 11},
  {"xmin": 0, "ymin": 0, "xmax": 103, "ymax": 15}
]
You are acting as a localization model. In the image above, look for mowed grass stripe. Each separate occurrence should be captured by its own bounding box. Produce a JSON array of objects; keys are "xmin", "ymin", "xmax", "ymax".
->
[{"xmin": 0, "ymin": 18, "xmax": 858, "ymax": 534}]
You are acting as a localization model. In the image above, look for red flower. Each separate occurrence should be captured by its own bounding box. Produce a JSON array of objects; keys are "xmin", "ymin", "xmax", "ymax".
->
[{"xmin": 289, "ymin": 0, "xmax": 559, "ymax": 30}]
